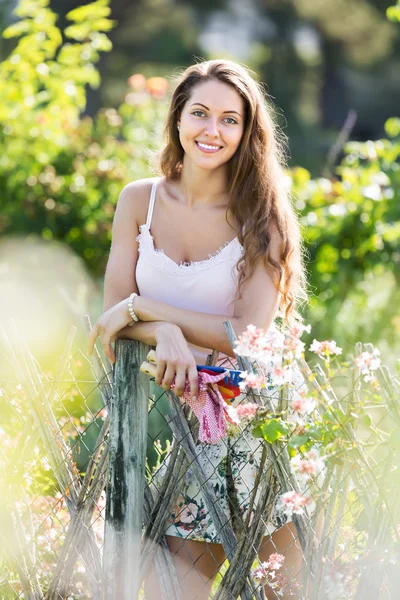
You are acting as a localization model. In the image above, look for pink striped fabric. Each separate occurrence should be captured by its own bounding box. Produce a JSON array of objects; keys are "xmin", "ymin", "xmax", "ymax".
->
[{"xmin": 170, "ymin": 370, "xmax": 239, "ymax": 444}]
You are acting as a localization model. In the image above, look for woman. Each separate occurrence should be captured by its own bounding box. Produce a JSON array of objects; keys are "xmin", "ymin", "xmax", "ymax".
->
[{"xmin": 88, "ymin": 59, "xmax": 309, "ymax": 599}]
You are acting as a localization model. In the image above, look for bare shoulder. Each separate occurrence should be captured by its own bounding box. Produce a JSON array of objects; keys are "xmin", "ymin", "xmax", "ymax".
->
[{"xmin": 116, "ymin": 176, "xmax": 161, "ymax": 227}]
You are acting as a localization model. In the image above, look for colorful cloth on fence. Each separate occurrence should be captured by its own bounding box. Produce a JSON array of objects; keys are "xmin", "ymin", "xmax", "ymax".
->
[{"xmin": 170, "ymin": 369, "xmax": 239, "ymax": 444}]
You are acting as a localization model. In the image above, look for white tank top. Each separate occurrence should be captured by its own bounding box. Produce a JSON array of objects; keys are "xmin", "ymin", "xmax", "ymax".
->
[{"xmin": 135, "ymin": 178, "xmax": 244, "ymax": 364}]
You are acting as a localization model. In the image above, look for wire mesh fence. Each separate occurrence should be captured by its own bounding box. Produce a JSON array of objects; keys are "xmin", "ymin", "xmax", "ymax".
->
[{"xmin": 1, "ymin": 317, "xmax": 400, "ymax": 599}]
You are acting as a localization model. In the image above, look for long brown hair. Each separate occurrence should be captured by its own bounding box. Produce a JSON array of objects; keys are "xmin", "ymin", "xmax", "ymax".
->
[{"xmin": 158, "ymin": 59, "xmax": 309, "ymax": 327}]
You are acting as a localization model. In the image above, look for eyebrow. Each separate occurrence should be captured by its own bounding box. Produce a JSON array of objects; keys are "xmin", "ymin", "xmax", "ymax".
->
[{"xmin": 189, "ymin": 102, "xmax": 242, "ymax": 117}]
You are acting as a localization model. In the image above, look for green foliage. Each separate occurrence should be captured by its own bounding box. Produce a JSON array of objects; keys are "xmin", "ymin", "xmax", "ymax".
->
[
  {"xmin": 292, "ymin": 127, "xmax": 400, "ymax": 351},
  {"xmin": 387, "ymin": 1, "xmax": 400, "ymax": 23},
  {"xmin": 1, "ymin": 0, "xmax": 399, "ymax": 355},
  {"xmin": 0, "ymin": 0, "xmax": 115, "ymax": 149},
  {"xmin": 253, "ymin": 418, "xmax": 290, "ymax": 443},
  {"xmin": 0, "ymin": 0, "xmax": 167, "ymax": 277}
]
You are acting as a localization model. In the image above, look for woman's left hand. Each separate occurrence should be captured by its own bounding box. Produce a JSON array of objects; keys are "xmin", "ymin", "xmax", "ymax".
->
[{"xmin": 87, "ymin": 298, "xmax": 132, "ymax": 363}]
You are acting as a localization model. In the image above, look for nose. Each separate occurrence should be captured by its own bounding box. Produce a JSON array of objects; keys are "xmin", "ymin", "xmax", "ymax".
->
[{"xmin": 204, "ymin": 118, "xmax": 220, "ymax": 138}]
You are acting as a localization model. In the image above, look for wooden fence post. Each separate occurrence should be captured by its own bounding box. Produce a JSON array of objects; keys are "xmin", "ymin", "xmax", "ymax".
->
[{"xmin": 102, "ymin": 339, "xmax": 150, "ymax": 600}]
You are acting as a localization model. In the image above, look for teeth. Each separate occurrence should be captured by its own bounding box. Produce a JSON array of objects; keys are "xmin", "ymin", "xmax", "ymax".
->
[{"xmin": 197, "ymin": 142, "xmax": 221, "ymax": 150}]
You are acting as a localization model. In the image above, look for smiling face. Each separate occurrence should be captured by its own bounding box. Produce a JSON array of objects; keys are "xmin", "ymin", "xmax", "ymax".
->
[{"xmin": 177, "ymin": 79, "xmax": 245, "ymax": 171}]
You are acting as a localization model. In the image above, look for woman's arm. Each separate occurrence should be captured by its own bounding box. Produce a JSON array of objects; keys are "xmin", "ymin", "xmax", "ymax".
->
[
  {"xmin": 130, "ymin": 227, "xmax": 283, "ymax": 357},
  {"xmin": 115, "ymin": 320, "xmax": 178, "ymax": 347},
  {"xmin": 92, "ymin": 180, "xmax": 174, "ymax": 359}
]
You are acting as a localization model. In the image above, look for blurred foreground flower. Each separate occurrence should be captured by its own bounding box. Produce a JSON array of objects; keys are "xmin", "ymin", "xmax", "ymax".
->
[
  {"xmin": 289, "ymin": 389, "xmax": 317, "ymax": 423},
  {"xmin": 355, "ymin": 347, "xmax": 381, "ymax": 383},
  {"xmin": 309, "ymin": 339, "xmax": 342, "ymax": 359},
  {"xmin": 276, "ymin": 490, "xmax": 314, "ymax": 517},
  {"xmin": 290, "ymin": 449, "xmax": 325, "ymax": 485}
]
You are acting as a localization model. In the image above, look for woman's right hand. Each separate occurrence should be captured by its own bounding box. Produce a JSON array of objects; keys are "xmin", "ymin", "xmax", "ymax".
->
[{"xmin": 154, "ymin": 323, "xmax": 199, "ymax": 400}]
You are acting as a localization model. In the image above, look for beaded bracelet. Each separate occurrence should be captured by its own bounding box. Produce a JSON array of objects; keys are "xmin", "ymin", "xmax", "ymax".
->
[{"xmin": 128, "ymin": 292, "xmax": 139, "ymax": 326}]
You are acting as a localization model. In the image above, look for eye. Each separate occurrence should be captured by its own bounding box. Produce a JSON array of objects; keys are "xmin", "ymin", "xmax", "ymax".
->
[{"xmin": 191, "ymin": 110, "xmax": 238, "ymax": 124}]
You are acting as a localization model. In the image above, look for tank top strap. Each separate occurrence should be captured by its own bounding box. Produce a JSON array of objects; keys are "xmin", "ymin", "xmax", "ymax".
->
[{"xmin": 145, "ymin": 179, "xmax": 159, "ymax": 228}]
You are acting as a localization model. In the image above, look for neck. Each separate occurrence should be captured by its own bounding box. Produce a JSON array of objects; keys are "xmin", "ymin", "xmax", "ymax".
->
[{"xmin": 178, "ymin": 158, "xmax": 229, "ymax": 208}]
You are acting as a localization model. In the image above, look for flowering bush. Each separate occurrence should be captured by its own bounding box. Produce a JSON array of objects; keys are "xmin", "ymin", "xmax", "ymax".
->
[{"xmin": 229, "ymin": 318, "xmax": 400, "ymax": 597}]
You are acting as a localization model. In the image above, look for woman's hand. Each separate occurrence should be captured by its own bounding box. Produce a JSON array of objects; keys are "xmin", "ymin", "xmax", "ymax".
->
[
  {"xmin": 155, "ymin": 323, "xmax": 199, "ymax": 400},
  {"xmin": 87, "ymin": 297, "xmax": 132, "ymax": 363}
]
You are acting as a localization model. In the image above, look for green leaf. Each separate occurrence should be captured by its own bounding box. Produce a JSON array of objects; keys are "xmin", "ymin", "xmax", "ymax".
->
[
  {"xmin": 3, "ymin": 22, "xmax": 30, "ymax": 39},
  {"xmin": 15, "ymin": 0, "xmax": 49, "ymax": 18},
  {"xmin": 307, "ymin": 425, "xmax": 323, "ymax": 440},
  {"xmin": 67, "ymin": 0, "xmax": 111, "ymax": 23},
  {"xmin": 384, "ymin": 117, "xmax": 400, "ymax": 138},
  {"xmin": 361, "ymin": 413, "xmax": 372, "ymax": 428},
  {"xmin": 288, "ymin": 435, "xmax": 309, "ymax": 448},
  {"xmin": 64, "ymin": 24, "xmax": 91, "ymax": 41},
  {"xmin": 254, "ymin": 419, "xmax": 290, "ymax": 443},
  {"xmin": 387, "ymin": 5, "xmax": 400, "ymax": 22}
]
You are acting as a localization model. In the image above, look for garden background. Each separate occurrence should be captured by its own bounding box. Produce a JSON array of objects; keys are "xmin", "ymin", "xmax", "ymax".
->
[{"xmin": 0, "ymin": 0, "xmax": 400, "ymax": 598}]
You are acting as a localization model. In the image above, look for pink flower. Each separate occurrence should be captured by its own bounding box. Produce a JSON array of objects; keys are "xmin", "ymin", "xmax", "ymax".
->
[
  {"xmin": 290, "ymin": 390, "xmax": 317, "ymax": 418},
  {"xmin": 239, "ymin": 371, "xmax": 267, "ymax": 391},
  {"xmin": 252, "ymin": 553, "xmax": 285, "ymax": 583},
  {"xmin": 276, "ymin": 491, "xmax": 313, "ymax": 517},
  {"xmin": 354, "ymin": 347, "xmax": 381, "ymax": 387},
  {"xmin": 265, "ymin": 553, "xmax": 285, "ymax": 571},
  {"xmin": 234, "ymin": 324, "xmax": 284, "ymax": 362},
  {"xmin": 253, "ymin": 565, "xmax": 268, "ymax": 581},
  {"xmin": 300, "ymin": 460, "xmax": 316, "ymax": 474},
  {"xmin": 283, "ymin": 336, "xmax": 305, "ymax": 360},
  {"xmin": 234, "ymin": 324, "xmax": 266, "ymax": 351},
  {"xmin": 236, "ymin": 402, "xmax": 259, "ymax": 419},
  {"xmin": 355, "ymin": 349, "xmax": 381, "ymax": 373},
  {"xmin": 269, "ymin": 365, "xmax": 293, "ymax": 387},
  {"xmin": 291, "ymin": 450, "xmax": 325, "ymax": 485},
  {"xmin": 309, "ymin": 339, "xmax": 342, "ymax": 358},
  {"xmin": 289, "ymin": 322, "xmax": 311, "ymax": 338}
]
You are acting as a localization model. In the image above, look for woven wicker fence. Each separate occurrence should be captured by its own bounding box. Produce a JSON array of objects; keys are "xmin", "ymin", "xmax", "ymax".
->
[{"xmin": 1, "ymin": 317, "xmax": 399, "ymax": 599}]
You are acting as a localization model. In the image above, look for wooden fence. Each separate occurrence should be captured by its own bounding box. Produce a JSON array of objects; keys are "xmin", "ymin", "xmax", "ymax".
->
[{"xmin": 1, "ymin": 319, "xmax": 400, "ymax": 599}]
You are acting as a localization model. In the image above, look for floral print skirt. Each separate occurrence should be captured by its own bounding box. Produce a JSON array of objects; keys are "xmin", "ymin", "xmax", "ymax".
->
[{"xmin": 148, "ymin": 382, "xmax": 292, "ymax": 545}]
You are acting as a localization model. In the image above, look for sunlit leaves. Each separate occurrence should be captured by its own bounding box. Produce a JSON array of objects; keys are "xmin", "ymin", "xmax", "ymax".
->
[
  {"xmin": 290, "ymin": 120, "xmax": 400, "ymax": 350},
  {"xmin": 385, "ymin": 117, "xmax": 400, "ymax": 138},
  {"xmin": 387, "ymin": 2, "xmax": 400, "ymax": 23},
  {"xmin": 66, "ymin": 0, "xmax": 112, "ymax": 22},
  {"xmin": 65, "ymin": 22, "xmax": 115, "ymax": 41},
  {"xmin": 0, "ymin": 0, "xmax": 114, "ymax": 156},
  {"xmin": 253, "ymin": 418, "xmax": 290, "ymax": 443},
  {"xmin": 2, "ymin": 20, "xmax": 30, "ymax": 38}
]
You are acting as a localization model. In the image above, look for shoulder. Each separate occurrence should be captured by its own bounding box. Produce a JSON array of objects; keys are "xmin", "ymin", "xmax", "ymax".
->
[{"xmin": 116, "ymin": 177, "xmax": 161, "ymax": 227}]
